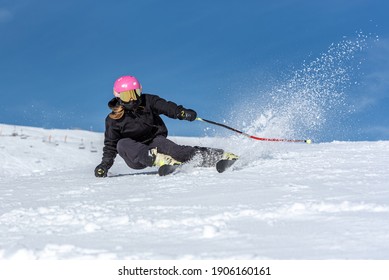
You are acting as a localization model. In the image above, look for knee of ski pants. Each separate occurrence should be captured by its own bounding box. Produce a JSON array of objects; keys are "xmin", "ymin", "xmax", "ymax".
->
[{"xmin": 117, "ymin": 138, "xmax": 152, "ymax": 169}]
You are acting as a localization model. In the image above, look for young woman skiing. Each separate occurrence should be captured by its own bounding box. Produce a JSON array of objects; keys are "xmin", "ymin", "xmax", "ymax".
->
[{"xmin": 94, "ymin": 75, "xmax": 237, "ymax": 177}]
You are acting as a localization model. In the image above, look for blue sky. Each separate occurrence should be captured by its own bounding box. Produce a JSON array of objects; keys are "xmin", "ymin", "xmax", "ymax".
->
[{"xmin": 1, "ymin": 0, "xmax": 389, "ymax": 141}]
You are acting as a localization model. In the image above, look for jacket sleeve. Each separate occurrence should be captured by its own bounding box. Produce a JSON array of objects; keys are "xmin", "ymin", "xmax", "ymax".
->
[
  {"xmin": 101, "ymin": 116, "xmax": 119, "ymax": 168},
  {"xmin": 147, "ymin": 94, "xmax": 184, "ymax": 119}
]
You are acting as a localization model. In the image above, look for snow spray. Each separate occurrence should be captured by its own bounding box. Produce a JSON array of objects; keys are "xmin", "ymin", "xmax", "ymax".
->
[{"xmin": 232, "ymin": 32, "xmax": 375, "ymax": 143}]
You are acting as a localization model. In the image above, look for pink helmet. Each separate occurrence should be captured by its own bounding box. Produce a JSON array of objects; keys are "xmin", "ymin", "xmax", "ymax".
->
[{"xmin": 113, "ymin": 76, "xmax": 142, "ymax": 98}]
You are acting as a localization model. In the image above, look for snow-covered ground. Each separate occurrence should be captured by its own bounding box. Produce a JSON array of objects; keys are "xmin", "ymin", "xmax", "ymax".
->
[{"xmin": 1, "ymin": 123, "xmax": 389, "ymax": 260}]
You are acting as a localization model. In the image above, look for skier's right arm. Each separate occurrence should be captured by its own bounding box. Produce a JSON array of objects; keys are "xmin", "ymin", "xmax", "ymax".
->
[{"xmin": 95, "ymin": 118, "xmax": 120, "ymax": 177}]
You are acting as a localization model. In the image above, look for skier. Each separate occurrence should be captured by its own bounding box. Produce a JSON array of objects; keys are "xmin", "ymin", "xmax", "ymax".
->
[{"xmin": 94, "ymin": 75, "xmax": 237, "ymax": 177}]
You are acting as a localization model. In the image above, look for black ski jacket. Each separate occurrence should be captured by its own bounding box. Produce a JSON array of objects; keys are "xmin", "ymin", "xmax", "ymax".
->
[{"xmin": 101, "ymin": 93, "xmax": 184, "ymax": 168}]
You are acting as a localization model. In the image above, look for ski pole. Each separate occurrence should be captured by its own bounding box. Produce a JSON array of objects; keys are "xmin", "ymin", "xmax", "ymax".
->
[{"xmin": 196, "ymin": 117, "xmax": 312, "ymax": 144}]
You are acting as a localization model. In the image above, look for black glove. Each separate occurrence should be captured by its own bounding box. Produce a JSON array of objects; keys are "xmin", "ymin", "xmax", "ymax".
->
[
  {"xmin": 177, "ymin": 108, "xmax": 197, "ymax": 121},
  {"xmin": 94, "ymin": 162, "xmax": 109, "ymax": 177}
]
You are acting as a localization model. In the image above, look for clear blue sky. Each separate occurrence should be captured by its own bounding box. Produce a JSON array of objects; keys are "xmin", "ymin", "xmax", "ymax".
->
[{"xmin": 1, "ymin": 0, "xmax": 388, "ymax": 141}]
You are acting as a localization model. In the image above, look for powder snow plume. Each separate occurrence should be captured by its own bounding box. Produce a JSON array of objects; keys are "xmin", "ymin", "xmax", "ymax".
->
[{"xmin": 231, "ymin": 32, "xmax": 374, "ymax": 143}]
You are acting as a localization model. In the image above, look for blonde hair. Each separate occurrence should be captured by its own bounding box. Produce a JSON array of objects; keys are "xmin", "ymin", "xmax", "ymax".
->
[{"xmin": 109, "ymin": 105, "xmax": 125, "ymax": 119}]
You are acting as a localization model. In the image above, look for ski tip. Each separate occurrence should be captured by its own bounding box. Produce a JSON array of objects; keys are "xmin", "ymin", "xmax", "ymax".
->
[
  {"xmin": 305, "ymin": 139, "xmax": 312, "ymax": 144},
  {"xmin": 158, "ymin": 164, "xmax": 180, "ymax": 176},
  {"xmin": 216, "ymin": 159, "xmax": 237, "ymax": 173}
]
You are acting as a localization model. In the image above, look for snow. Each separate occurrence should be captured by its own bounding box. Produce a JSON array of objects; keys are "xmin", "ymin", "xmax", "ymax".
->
[{"xmin": 1, "ymin": 123, "xmax": 389, "ymax": 260}]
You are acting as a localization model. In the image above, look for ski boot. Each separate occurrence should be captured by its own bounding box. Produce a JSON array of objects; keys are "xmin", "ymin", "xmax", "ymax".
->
[
  {"xmin": 222, "ymin": 152, "xmax": 239, "ymax": 160},
  {"xmin": 149, "ymin": 148, "xmax": 181, "ymax": 167}
]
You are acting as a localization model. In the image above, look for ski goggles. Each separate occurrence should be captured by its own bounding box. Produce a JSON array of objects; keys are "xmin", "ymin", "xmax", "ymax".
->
[{"xmin": 119, "ymin": 89, "xmax": 142, "ymax": 102}]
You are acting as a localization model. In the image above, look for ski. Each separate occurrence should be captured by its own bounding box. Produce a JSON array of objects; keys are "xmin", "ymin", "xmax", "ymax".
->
[
  {"xmin": 158, "ymin": 164, "xmax": 181, "ymax": 176},
  {"xmin": 158, "ymin": 158, "xmax": 237, "ymax": 176},
  {"xmin": 216, "ymin": 159, "xmax": 237, "ymax": 173}
]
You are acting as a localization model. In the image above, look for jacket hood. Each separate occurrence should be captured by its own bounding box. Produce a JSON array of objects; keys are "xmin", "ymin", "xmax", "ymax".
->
[{"xmin": 108, "ymin": 98, "xmax": 119, "ymax": 109}]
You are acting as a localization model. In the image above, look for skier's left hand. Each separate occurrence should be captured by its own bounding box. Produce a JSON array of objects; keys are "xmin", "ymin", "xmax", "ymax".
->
[{"xmin": 178, "ymin": 108, "xmax": 197, "ymax": 121}]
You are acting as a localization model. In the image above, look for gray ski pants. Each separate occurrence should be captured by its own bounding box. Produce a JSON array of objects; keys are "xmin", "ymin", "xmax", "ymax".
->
[{"xmin": 116, "ymin": 136, "xmax": 198, "ymax": 169}]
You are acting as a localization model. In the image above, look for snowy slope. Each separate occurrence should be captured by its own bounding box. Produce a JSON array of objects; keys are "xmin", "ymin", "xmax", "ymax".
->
[{"xmin": 1, "ymin": 123, "xmax": 389, "ymax": 260}]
